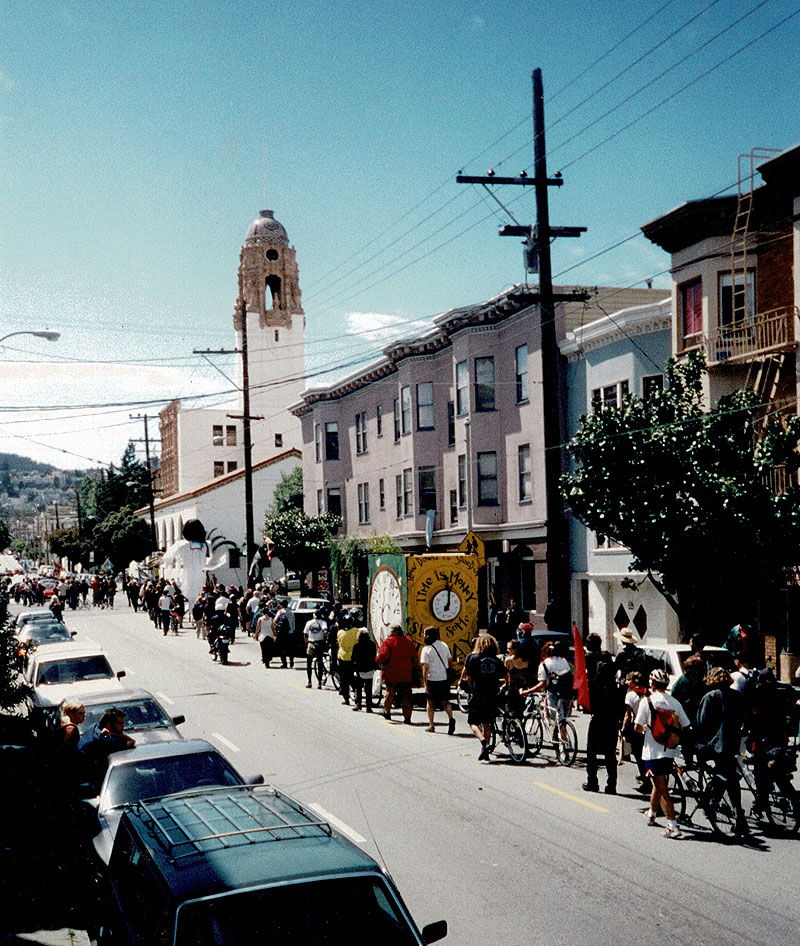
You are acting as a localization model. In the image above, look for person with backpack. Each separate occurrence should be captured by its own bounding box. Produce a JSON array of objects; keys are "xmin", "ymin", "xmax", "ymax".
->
[
  {"xmin": 273, "ymin": 602, "xmax": 294, "ymax": 668},
  {"xmin": 521, "ymin": 640, "xmax": 574, "ymax": 750},
  {"xmin": 582, "ymin": 634, "xmax": 619, "ymax": 794},
  {"xmin": 634, "ymin": 668, "xmax": 691, "ymax": 839}
]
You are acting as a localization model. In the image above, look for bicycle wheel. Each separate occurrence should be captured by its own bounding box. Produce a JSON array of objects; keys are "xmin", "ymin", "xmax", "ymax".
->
[
  {"xmin": 504, "ymin": 717, "xmax": 528, "ymax": 764},
  {"xmin": 556, "ymin": 720, "xmax": 578, "ymax": 766},
  {"xmin": 328, "ymin": 663, "xmax": 340, "ymax": 691},
  {"xmin": 315, "ymin": 657, "xmax": 327, "ymax": 688},
  {"xmin": 456, "ymin": 683, "xmax": 470, "ymax": 714},
  {"xmin": 524, "ymin": 712, "xmax": 543, "ymax": 758},
  {"xmin": 704, "ymin": 777, "xmax": 740, "ymax": 838},
  {"xmin": 765, "ymin": 781, "xmax": 799, "ymax": 835},
  {"xmin": 668, "ymin": 769, "xmax": 687, "ymax": 824}
]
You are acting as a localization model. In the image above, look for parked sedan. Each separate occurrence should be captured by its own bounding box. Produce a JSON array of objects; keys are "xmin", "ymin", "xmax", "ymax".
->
[
  {"xmin": 77, "ymin": 688, "xmax": 186, "ymax": 745},
  {"xmin": 87, "ymin": 739, "xmax": 263, "ymax": 864},
  {"xmin": 25, "ymin": 643, "xmax": 126, "ymax": 715},
  {"xmin": 13, "ymin": 608, "xmax": 61, "ymax": 629},
  {"xmin": 14, "ymin": 621, "xmax": 74, "ymax": 672}
]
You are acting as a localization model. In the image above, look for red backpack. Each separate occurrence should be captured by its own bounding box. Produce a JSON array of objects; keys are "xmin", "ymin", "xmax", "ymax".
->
[{"xmin": 646, "ymin": 697, "xmax": 683, "ymax": 749}]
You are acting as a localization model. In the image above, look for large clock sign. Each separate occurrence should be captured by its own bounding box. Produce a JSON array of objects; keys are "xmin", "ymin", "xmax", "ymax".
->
[{"xmin": 368, "ymin": 565, "xmax": 403, "ymax": 647}]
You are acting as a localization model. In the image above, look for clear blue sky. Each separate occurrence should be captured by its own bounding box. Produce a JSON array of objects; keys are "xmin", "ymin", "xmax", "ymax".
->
[{"xmin": 1, "ymin": 0, "xmax": 798, "ymax": 468}]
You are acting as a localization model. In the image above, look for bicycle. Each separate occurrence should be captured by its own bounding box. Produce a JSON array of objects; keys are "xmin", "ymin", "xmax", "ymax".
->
[
  {"xmin": 487, "ymin": 705, "xmax": 528, "ymax": 764},
  {"xmin": 522, "ymin": 693, "xmax": 578, "ymax": 766},
  {"xmin": 670, "ymin": 757, "xmax": 744, "ymax": 838},
  {"xmin": 736, "ymin": 747, "xmax": 799, "ymax": 835},
  {"xmin": 317, "ymin": 645, "xmax": 340, "ymax": 690}
]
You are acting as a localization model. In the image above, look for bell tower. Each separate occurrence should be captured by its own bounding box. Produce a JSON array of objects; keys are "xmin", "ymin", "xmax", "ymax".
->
[{"xmin": 233, "ymin": 209, "xmax": 305, "ymax": 461}]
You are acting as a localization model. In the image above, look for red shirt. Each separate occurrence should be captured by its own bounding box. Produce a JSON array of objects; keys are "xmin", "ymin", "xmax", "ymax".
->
[{"xmin": 376, "ymin": 633, "xmax": 418, "ymax": 683}]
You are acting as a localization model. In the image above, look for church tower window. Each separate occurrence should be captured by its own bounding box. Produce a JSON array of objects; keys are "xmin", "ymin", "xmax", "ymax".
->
[{"xmin": 265, "ymin": 274, "xmax": 282, "ymax": 309}]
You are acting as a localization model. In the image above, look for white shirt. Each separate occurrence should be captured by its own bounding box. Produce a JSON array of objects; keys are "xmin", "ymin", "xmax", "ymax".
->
[
  {"xmin": 420, "ymin": 640, "xmax": 451, "ymax": 682},
  {"xmin": 634, "ymin": 690, "xmax": 691, "ymax": 760},
  {"xmin": 538, "ymin": 655, "xmax": 570, "ymax": 683},
  {"xmin": 158, "ymin": 594, "xmax": 173, "ymax": 610}
]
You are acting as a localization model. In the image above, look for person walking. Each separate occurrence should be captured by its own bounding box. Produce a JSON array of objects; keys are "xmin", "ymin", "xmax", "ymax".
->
[
  {"xmin": 337, "ymin": 613, "xmax": 361, "ymax": 705},
  {"xmin": 352, "ymin": 628, "xmax": 377, "ymax": 712},
  {"xmin": 582, "ymin": 634, "xmax": 619, "ymax": 794},
  {"xmin": 463, "ymin": 634, "xmax": 508, "ymax": 760},
  {"xmin": 420, "ymin": 626, "xmax": 455, "ymax": 734},
  {"xmin": 273, "ymin": 601, "xmax": 294, "ymax": 668},
  {"xmin": 304, "ymin": 610, "xmax": 327, "ymax": 688},
  {"xmin": 376, "ymin": 624, "xmax": 419, "ymax": 723},
  {"xmin": 635, "ymin": 668, "xmax": 691, "ymax": 839}
]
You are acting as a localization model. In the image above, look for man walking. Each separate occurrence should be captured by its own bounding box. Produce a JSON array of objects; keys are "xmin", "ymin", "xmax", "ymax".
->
[{"xmin": 376, "ymin": 624, "xmax": 418, "ymax": 723}]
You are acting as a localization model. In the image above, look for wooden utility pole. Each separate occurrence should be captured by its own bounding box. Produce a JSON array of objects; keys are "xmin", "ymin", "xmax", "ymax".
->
[
  {"xmin": 130, "ymin": 413, "xmax": 159, "ymax": 548},
  {"xmin": 457, "ymin": 68, "xmax": 586, "ymax": 631}
]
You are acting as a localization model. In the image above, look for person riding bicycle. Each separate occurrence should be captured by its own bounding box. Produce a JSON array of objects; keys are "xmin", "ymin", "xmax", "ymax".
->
[
  {"xmin": 304, "ymin": 610, "xmax": 328, "ymax": 689},
  {"xmin": 694, "ymin": 666, "xmax": 748, "ymax": 835},
  {"xmin": 521, "ymin": 640, "xmax": 574, "ymax": 734},
  {"xmin": 746, "ymin": 667, "xmax": 796, "ymax": 818}
]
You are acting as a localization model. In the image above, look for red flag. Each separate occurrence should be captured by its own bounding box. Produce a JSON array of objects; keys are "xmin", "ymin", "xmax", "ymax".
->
[{"xmin": 572, "ymin": 621, "xmax": 590, "ymax": 712}]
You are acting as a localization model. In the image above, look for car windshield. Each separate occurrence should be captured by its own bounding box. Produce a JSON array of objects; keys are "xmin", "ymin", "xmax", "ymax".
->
[
  {"xmin": 37, "ymin": 655, "xmax": 113, "ymax": 685},
  {"xmin": 176, "ymin": 876, "xmax": 419, "ymax": 946},
  {"xmin": 103, "ymin": 752, "xmax": 242, "ymax": 809},
  {"xmin": 82, "ymin": 699, "xmax": 171, "ymax": 735},
  {"xmin": 25, "ymin": 624, "xmax": 70, "ymax": 643},
  {"xmin": 298, "ymin": 600, "xmax": 325, "ymax": 610}
]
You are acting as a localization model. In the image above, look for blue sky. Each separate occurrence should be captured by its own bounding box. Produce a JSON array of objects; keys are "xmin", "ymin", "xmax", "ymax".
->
[{"xmin": 1, "ymin": 0, "xmax": 798, "ymax": 468}]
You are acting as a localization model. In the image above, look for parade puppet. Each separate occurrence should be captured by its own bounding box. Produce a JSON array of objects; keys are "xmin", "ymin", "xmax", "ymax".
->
[{"xmin": 161, "ymin": 518, "xmax": 215, "ymax": 604}]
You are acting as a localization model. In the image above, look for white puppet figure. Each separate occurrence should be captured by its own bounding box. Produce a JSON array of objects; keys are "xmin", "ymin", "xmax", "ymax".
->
[{"xmin": 161, "ymin": 519, "xmax": 213, "ymax": 605}]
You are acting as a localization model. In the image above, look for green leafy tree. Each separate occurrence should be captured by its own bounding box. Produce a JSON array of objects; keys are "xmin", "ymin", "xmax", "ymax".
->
[
  {"xmin": 78, "ymin": 442, "xmax": 151, "ymax": 533},
  {"xmin": 269, "ymin": 466, "xmax": 304, "ymax": 515},
  {"xmin": 93, "ymin": 507, "xmax": 154, "ymax": 568},
  {"xmin": 0, "ymin": 517, "xmax": 11, "ymax": 550},
  {"xmin": 263, "ymin": 508, "xmax": 340, "ymax": 589},
  {"xmin": 563, "ymin": 352, "xmax": 800, "ymax": 640},
  {"xmin": 48, "ymin": 525, "xmax": 90, "ymax": 567},
  {"xmin": 0, "ymin": 615, "xmax": 30, "ymax": 714}
]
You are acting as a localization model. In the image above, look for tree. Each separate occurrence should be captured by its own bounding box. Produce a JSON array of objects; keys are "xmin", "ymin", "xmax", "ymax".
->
[
  {"xmin": 0, "ymin": 517, "xmax": 10, "ymax": 550},
  {"xmin": 563, "ymin": 352, "xmax": 800, "ymax": 640},
  {"xmin": 263, "ymin": 508, "xmax": 340, "ymax": 589},
  {"xmin": 93, "ymin": 507, "xmax": 154, "ymax": 568},
  {"xmin": 0, "ymin": 615, "xmax": 30, "ymax": 714},
  {"xmin": 270, "ymin": 466, "xmax": 304, "ymax": 515},
  {"xmin": 48, "ymin": 525, "xmax": 90, "ymax": 567}
]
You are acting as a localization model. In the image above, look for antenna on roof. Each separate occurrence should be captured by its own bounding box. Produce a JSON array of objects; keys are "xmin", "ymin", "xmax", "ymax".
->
[{"xmin": 355, "ymin": 787, "xmax": 388, "ymax": 873}]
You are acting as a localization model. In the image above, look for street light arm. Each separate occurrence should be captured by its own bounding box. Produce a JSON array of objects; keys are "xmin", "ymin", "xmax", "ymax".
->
[{"xmin": 0, "ymin": 330, "xmax": 61, "ymax": 345}]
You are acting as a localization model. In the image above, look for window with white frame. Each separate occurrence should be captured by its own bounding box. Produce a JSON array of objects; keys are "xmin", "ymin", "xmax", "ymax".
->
[
  {"xmin": 325, "ymin": 422, "xmax": 339, "ymax": 460},
  {"xmin": 355, "ymin": 411, "xmax": 367, "ymax": 454},
  {"xmin": 515, "ymin": 344, "xmax": 528, "ymax": 403},
  {"xmin": 447, "ymin": 401, "xmax": 455, "ymax": 445},
  {"xmin": 518, "ymin": 443, "xmax": 531, "ymax": 502},
  {"xmin": 226, "ymin": 425, "xmax": 237, "ymax": 446},
  {"xmin": 680, "ymin": 278, "xmax": 703, "ymax": 344},
  {"xmin": 449, "ymin": 489, "xmax": 458, "ymax": 524},
  {"xmin": 316, "ymin": 489, "xmax": 323, "ymax": 514},
  {"xmin": 376, "ymin": 404, "xmax": 383, "ymax": 437},
  {"xmin": 395, "ymin": 474, "xmax": 403, "ymax": 517},
  {"xmin": 357, "ymin": 482, "xmax": 370, "ymax": 524},
  {"xmin": 403, "ymin": 467, "xmax": 413, "ymax": 516},
  {"xmin": 474, "ymin": 356, "xmax": 495, "ymax": 411},
  {"xmin": 416, "ymin": 382, "xmax": 434, "ymax": 430},
  {"xmin": 457, "ymin": 454, "xmax": 467, "ymax": 507},
  {"xmin": 719, "ymin": 270, "xmax": 755, "ymax": 327},
  {"xmin": 455, "ymin": 360, "xmax": 468, "ymax": 415},
  {"xmin": 393, "ymin": 398, "xmax": 400, "ymax": 441},
  {"xmin": 212, "ymin": 425, "xmax": 223, "ymax": 447},
  {"xmin": 378, "ymin": 478, "xmax": 385, "ymax": 509},
  {"xmin": 213, "ymin": 460, "xmax": 224, "ymax": 477},
  {"xmin": 591, "ymin": 380, "xmax": 629, "ymax": 411},
  {"xmin": 418, "ymin": 466, "xmax": 436, "ymax": 513},
  {"xmin": 314, "ymin": 424, "xmax": 322, "ymax": 462},
  {"xmin": 477, "ymin": 451, "xmax": 498, "ymax": 505}
]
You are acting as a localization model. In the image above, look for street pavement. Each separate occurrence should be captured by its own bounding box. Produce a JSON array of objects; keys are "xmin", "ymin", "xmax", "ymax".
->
[{"xmin": 8, "ymin": 601, "xmax": 800, "ymax": 945}]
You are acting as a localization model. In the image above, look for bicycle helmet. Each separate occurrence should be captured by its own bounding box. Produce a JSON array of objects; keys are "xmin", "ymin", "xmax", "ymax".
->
[{"xmin": 649, "ymin": 668, "xmax": 668, "ymax": 686}]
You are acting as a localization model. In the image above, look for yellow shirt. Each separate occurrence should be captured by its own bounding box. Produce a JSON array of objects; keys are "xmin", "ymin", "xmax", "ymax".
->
[{"xmin": 337, "ymin": 626, "xmax": 361, "ymax": 661}]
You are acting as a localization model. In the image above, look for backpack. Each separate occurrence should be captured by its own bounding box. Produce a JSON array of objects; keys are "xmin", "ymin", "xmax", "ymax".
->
[
  {"xmin": 273, "ymin": 611, "xmax": 290, "ymax": 636},
  {"xmin": 647, "ymin": 697, "xmax": 683, "ymax": 749},
  {"xmin": 548, "ymin": 666, "xmax": 575, "ymax": 700}
]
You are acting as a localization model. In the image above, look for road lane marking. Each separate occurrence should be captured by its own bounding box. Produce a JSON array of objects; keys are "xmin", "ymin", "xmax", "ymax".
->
[
  {"xmin": 308, "ymin": 804, "xmax": 367, "ymax": 844},
  {"xmin": 156, "ymin": 691, "xmax": 174, "ymax": 705},
  {"xmin": 533, "ymin": 781, "xmax": 609, "ymax": 812},
  {"xmin": 212, "ymin": 732, "xmax": 241, "ymax": 753}
]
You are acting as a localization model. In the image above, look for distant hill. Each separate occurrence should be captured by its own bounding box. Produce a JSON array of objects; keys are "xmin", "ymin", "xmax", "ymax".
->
[{"xmin": 0, "ymin": 453, "xmax": 79, "ymax": 476}]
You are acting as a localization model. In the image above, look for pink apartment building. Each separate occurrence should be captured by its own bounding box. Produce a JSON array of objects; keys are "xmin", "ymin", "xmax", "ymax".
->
[{"xmin": 291, "ymin": 283, "xmax": 664, "ymax": 627}]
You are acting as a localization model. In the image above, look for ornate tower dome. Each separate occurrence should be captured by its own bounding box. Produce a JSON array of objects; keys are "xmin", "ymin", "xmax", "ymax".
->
[{"xmin": 235, "ymin": 208, "xmax": 303, "ymax": 331}]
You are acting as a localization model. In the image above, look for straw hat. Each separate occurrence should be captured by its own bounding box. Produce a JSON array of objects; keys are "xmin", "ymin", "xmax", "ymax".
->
[{"xmin": 614, "ymin": 627, "xmax": 638, "ymax": 646}]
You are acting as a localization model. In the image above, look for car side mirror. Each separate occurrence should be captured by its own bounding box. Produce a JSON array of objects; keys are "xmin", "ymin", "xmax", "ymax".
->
[
  {"xmin": 70, "ymin": 631, "xmax": 77, "ymax": 637},
  {"xmin": 422, "ymin": 920, "xmax": 447, "ymax": 943},
  {"xmin": 117, "ymin": 670, "xmax": 126, "ymax": 680},
  {"xmin": 172, "ymin": 715, "xmax": 185, "ymax": 726},
  {"xmin": 247, "ymin": 774, "xmax": 265, "ymax": 785}
]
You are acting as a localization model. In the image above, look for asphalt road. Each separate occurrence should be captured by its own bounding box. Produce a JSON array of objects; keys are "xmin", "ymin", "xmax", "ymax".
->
[{"xmin": 34, "ymin": 604, "xmax": 800, "ymax": 945}]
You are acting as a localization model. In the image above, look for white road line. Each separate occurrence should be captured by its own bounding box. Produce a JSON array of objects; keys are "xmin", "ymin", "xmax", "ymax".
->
[
  {"xmin": 308, "ymin": 804, "xmax": 367, "ymax": 844},
  {"xmin": 212, "ymin": 732, "xmax": 241, "ymax": 753},
  {"xmin": 156, "ymin": 691, "xmax": 175, "ymax": 706}
]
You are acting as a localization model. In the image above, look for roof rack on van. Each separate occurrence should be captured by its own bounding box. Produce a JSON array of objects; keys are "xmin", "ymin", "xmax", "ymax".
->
[{"xmin": 134, "ymin": 784, "xmax": 333, "ymax": 861}]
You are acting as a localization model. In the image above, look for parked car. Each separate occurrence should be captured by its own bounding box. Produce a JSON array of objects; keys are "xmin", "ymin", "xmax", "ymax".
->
[
  {"xmin": 98, "ymin": 783, "xmax": 446, "ymax": 945},
  {"xmin": 286, "ymin": 597, "xmax": 330, "ymax": 636},
  {"xmin": 24, "ymin": 643, "xmax": 126, "ymax": 715},
  {"xmin": 78, "ymin": 688, "xmax": 186, "ymax": 746},
  {"xmin": 14, "ymin": 621, "xmax": 74, "ymax": 672},
  {"xmin": 638, "ymin": 642, "xmax": 735, "ymax": 689},
  {"xmin": 13, "ymin": 608, "xmax": 61, "ymax": 629},
  {"xmin": 87, "ymin": 739, "xmax": 261, "ymax": 865}
]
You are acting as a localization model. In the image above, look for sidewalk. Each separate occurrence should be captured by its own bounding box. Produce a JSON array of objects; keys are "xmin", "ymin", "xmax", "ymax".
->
[{"xmin": 4, "ymin": 932, "xmax": 90, "ymax": 946}]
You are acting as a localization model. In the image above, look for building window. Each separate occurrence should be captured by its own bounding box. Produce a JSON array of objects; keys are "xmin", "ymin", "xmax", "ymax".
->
[
  {"xmin": 325, "ymin": 422, "xmax": 339, "ymax": 461},
  {"xmin": 376, "ymin": 404, "xmax": 383, "ymax": 437},
  {"xmin": 477, "ymin": 451, "xmax": 498, "ymax": 506},
  {"xmin": 416, "ymin": 383, "xmax": 434, "ymax": 430},
  {"xmin": 393, "ymin": 398, "xmax": 400, "ymax": 442},
  {"xmin": 642, "ymin": 374, "xmax": 664, "ymax": 400},
  {"xmin": 591, "ymin": 380, "xmax": 629, "ymax": 411},
  {"xmin": 314, "ymin": 424, "xmax": 322, "ymax": 463},
  {"xmin": 596, "ymin": 533, "xmax": 624, "ymax": 550},
  {"xmin": 474, "ymin": 356, "xmax": 495, "ymax": 411},
  {"xmin": 680, "ymin": 278, "xmax": 703, "ymax": 344},
  {"xmin": 418, "ymin": 466, "xmax": 436, "ymax": 513},
  {"xmin": 213, "ymin": 461, "xmax": 224, "ymax": 477},
  {"xmin": 457, "ymin": 454, "xmax": 467, "ymax": 507},
  {"xmin": 455, "ymin": 360, "xmax": 468, "ymax": 415},
  {"xmin": 379, "ymin": 478, "xmax": 385, "ymax": 510},
  {"xmin": 403, "ymin": 468, "xmax": 413, "ymax": 516},
  {"xmin": 719, "ymin": 271, "xmax": 755, "ymax": 327},
  {"xmin": 274, "ymin": 329, "xmax": 279, "ymax": 342},
  {"xmin": 226, "ymin": 425, "xmax": 237, "ymax": 446},
  {"xmin": 317, "ymin": 489, "xmax": 323, "ymax": 514},
  {"xmin": 518, "ymin": 444, "xmax": 531, "ymax": 502},
  {"xmin": 357, "ymin": 483, "xmax": 370, "ymax": 524},
  {"xmin": 227, "ymin": 460, "xmax": 238, "ymax": 473},
  {"xmin": 228, "ymin": 548, "xmax": 241, "ymax": 569},
  {"xmin": 515, "ymin": 344, "xmax": 528, "ymax": 403},
  {"xmin": 447, "ymin": 401, "xmax": 455, "ymax": 445},
  {"xmin": 400, "ymin": 385, "xmax": 411, "ymax": 434},
  {"xmin": 355, "ymin": 411, "xmax": 368, "ymax": 454},
  {"xmin": 275, "ymin": 433, "xmax": 283, "ymax": 448},
  {"xmin": 327, "ymin": 488, "xmax": 342, "ymax": 518},
  {"xmin": 395, "ymin": 474, "xmax": 403, "ymax": 518},
  {"xmin": 212, "ymin": 425, "xmax": 223, "ymax": 447},
  {"xmin": 449, "ymin": 489, "xmax": 458, "ymax": 524}
]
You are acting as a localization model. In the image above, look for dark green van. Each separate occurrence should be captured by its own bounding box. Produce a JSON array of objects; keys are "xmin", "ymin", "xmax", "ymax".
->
[{"xmin": 98, "ymin": 784, "xmax": 446, "ymax": 945}]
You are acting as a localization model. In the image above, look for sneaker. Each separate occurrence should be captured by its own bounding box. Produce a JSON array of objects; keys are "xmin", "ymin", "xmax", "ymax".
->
[
  {"xmin": 317, "ymin": 684, "xmax": 322, "ymax": 689},
  {"xmin": 305, "ymin": 683, "xmax": 312, "ymax": 689},
  {"xmin": 352, "ymin": 706, "xmax": 361, "ymax": 712},
  {"xmin": 448, "ymin": 717, "xmax": 456, "ymax": 736},
  {"xmin": 645, "ymin": 810, "xmax": 657, "ymax": 826},
  {"xmin": 663, "ymin": 824, "xmax": 682, "ymax": 839}
]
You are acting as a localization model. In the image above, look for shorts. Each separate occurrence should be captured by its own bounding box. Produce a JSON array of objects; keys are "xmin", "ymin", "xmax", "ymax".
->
[
  {"xmin": 426, "ymin": 679, "xmax": 450, "ymax": 705},
  {"xmin": 467, "ymin": 697, "xmax": 496, "ymax": 727},
  {"xmin": 644, "ymin": 757, "xmax": 674, "ymax": 778},
  {"xmin": 546, "ymin": 692, "xmax": 571, "ymax": 724}
]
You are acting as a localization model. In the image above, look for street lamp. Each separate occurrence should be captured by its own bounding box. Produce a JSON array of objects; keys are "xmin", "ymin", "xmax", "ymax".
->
[{"xmin": 0, "ymin": 330, "xmax": 61, "ymax": 345}]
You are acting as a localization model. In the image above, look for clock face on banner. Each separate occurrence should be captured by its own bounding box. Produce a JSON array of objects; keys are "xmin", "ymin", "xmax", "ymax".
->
[
  {"xmin": 405, "ymin": 554, "xmax": 479, "ymax": 665},
  {"xmin": 368, "ymin": 566, "xmax": 403, "ymax": 647}
]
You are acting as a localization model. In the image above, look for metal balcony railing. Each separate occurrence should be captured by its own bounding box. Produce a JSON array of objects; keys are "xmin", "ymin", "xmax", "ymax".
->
[{"xmin": 705, "ymin": 306, "xmax": 798, "ymax": 365}]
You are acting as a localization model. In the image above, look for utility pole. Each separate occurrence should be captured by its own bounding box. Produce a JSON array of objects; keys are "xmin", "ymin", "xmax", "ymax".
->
[
  {"xmin": 457, "ymin": 68, "xmax": 586, "ymax": 632},
  {"xmin": 195, "ymin": 292, "xmax": 263, "ymax": 578},
  {"xmin": 130, "ymin": 413, "xmax": 159, "ymax": 548}
]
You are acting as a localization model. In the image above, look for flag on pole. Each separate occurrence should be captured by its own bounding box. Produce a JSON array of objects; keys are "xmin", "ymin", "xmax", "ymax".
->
[{"xmin": 572, "ymin": 621, "xmax": 590, "ymax": 712}]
